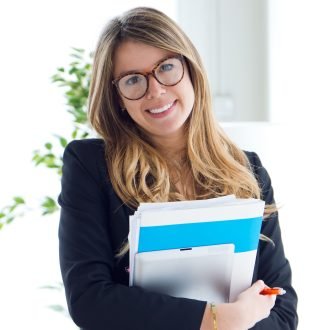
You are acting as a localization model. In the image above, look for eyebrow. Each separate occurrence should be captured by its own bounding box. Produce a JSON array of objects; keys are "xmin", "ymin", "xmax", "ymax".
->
[{"xmin": 116, "ymin": 54, "xmax": 177, "ymax": 79}]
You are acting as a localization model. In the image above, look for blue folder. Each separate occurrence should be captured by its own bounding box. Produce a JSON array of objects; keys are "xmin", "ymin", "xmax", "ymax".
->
[{"xmin": 138, "ymin": 216, "xmax": 263, "ymax": 254}]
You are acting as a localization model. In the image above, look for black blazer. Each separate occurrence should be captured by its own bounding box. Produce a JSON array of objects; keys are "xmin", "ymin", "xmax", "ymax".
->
[{"xmin": 58, "ymin": 139, "xmax": 298, "ymax": 330}]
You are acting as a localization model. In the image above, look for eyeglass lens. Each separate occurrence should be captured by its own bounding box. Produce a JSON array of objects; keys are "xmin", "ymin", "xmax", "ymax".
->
[{"xmin": 117, "ymin": 57, "xmax": 183, "ymax": 100}]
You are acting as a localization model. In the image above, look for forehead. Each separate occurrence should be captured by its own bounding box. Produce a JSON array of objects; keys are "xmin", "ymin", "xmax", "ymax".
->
[{"xmin": 113, "ymin": 41, "xmax": 175, "ymax": 77}]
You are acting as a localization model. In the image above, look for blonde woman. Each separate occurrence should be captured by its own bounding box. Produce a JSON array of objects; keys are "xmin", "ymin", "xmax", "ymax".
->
[{"xmin": 58, "ymin": 7, "xmax": 298, "ymax": 330}]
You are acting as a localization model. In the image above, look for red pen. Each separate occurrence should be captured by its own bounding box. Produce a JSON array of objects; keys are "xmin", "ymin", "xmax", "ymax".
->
[{"xmin": 260, "ymin": 287, "xmax": 286, "ymax": 296}]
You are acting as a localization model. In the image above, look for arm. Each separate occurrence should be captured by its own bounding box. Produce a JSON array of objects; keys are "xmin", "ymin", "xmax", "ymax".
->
[
  {"xmin": 58, "ymin": 140, "xmax": 206, "ymax": 330},
  {"xmin": 247, "ymin": 151, "xmax": 298, "ymax": 329}
]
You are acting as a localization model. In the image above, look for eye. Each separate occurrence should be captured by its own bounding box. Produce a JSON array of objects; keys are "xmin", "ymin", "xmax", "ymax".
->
[
  {"xmin": 159, "ymin": 63, "xmax": 174, "ymax": 72},
  {"xmin": 124, "ymin": 75, "xmax": 143, "ymax": 86}
]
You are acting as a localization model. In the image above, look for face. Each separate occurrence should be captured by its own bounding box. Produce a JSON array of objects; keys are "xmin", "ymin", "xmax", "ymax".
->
[{"xmin": 113, "ymin": 41, "xmax": 195, "ymax": 146}]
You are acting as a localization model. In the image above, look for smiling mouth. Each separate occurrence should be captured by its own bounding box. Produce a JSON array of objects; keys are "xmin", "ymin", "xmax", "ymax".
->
[{"xmin": 147, "ymin": 101, "xmax": 176, "ymax": 114}]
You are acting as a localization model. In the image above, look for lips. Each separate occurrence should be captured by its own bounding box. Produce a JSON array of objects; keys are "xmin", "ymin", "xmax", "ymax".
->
[{"xmin": 147, "ymin": 101, "xmax": 176, "ymax": 114}]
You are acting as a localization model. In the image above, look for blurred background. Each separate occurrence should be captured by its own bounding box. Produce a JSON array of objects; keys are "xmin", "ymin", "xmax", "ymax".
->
[{"xmin": 0, "ymin": 0, "xmax": 329, "ymax": 328}]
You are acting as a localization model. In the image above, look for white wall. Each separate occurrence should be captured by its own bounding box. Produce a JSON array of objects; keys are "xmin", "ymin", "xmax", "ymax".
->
[
  {"xmin": 223, "ymin": 1, "xmax": 330, "ymax": 328},
  {"xmin": 267, "ymin": 1, "xmax": 330, "ymax": 328},
  {"xmin": 268, "ymin": 0, "xmax": 330, "ymax": 124},
  {"xmin": 177, "ymin": 0, "xmax": 269, "ymax": 121}
]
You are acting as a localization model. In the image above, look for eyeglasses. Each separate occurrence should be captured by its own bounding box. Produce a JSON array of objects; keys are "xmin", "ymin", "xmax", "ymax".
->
[{"xmin": 112, "ymin": 55, "xmax": 184, "ymax": 100}]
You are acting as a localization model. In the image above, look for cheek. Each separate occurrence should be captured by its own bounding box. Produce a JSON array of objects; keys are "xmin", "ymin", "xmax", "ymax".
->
[{"xmin": 123, "ymin": 100, "xmax": 143, "ymax": 122}]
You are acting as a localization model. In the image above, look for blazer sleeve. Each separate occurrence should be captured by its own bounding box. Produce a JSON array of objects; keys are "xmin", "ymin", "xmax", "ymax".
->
[
  {"xmin": 246, "ymin": 152, "xmax": 298, "ymax": 330},
  {"xmin": 58, "ymin": 140, "xmax": 206, "ymax": 330}
]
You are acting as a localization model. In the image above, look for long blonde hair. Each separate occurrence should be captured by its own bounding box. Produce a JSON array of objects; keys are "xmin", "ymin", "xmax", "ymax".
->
[{"xmin": 88, "ymin": 7, "xmax": 275, "ymax": 256}]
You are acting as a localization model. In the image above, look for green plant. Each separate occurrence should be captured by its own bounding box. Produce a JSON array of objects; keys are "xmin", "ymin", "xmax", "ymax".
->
[
  {"xmin": 0, "ymin": 197, "xmax": 26, "ymax": 230},
  {"xmin": 0, "ymin": 47, "xmax": 92, "ymax": 228}
]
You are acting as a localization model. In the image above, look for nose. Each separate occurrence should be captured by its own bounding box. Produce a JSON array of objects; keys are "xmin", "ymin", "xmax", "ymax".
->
[{"xmin": 146, "ymin": 74, "xmax": 166, "ymax": 99}]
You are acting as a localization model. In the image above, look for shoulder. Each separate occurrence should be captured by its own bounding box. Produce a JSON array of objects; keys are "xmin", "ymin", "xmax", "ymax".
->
[
  {"xmin": 243, "ymin": 150, "xmax": 269, "ymax": 183},
  {"xmin": 62, "ymin": 138, "xmax": 108, "ymax": 187},
  {"xmin": 243, "ymin": 150, "xmax": 263, "ymax": 170},
  {"xmin": 63, "ymin": 138, "xmax": 106, "ymax": 166},
  {"xmin": 64, "ymin": 138, "xmax": 105, "ymax": 159}
]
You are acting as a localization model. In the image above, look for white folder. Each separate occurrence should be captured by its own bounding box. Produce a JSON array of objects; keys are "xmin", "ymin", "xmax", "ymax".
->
[{"xmin": 134, "ymin": 244, "xmax": 235, "ymax": 303}]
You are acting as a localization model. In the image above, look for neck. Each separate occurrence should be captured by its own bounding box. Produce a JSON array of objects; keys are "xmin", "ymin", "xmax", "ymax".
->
[{"xmin": 150, "ymin": 131, "xmax": 187, "ymax": 161}]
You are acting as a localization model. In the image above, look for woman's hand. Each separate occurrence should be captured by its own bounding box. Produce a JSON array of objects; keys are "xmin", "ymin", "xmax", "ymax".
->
[
  {"xmin": 228, "ymin": 280, "xmax": 276, "ymax": 329},
  {"xmin": 200, "ymin": 280, "xmax": 276, "ymax": 330}
]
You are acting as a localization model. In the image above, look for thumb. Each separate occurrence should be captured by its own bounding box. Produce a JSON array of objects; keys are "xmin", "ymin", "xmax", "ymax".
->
[{"xmin": 252, "ymin": 280, "xmax": 266, "ymax": 293}]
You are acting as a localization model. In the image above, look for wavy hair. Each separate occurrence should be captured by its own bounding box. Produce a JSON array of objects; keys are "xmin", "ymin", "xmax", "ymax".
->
[{"xmin": 88, "ymin": 7, "xmax": 273, "ymax": 253}]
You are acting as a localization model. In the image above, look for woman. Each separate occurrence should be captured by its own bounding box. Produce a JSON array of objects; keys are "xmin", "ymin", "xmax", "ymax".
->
[{"xmin": 58, "ymin": 7, "xmax": 298, "ymax": 330}]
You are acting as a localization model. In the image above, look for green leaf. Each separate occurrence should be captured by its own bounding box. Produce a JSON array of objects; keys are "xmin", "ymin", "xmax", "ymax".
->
[
  {"xmin": 0, "ymin": 212, "xmax": 5, "ymax": 219},
  {"xmin": 13, "ymin": 197, "xmax": 25, "ymax": 204},
  {"xmin": 32, "ymin": 153, "xmax": 40, "ymax": 162},
  {"xmin": 82, "ymin": 131, "xmax": 89, "ymax": 138},
  {"xmin": 41, "ymin": 197, "xmax": 59, "ymax": 215},
  {"xmin": 45, "ymin": 142, "xmax": 53, "ymax": 150},
  {"xmin": 44, "ymin": 153, "xmax": 56, "ymax": 159},
  {"xmin": 43, "ymin": 197, "xmax": 55, "ymax": 207},
  {"xmin": 46, "ymin": 164, "xmax": 60, "ymax": 169},
  {"xmin": 59, "ymin": 136, "xmax": 67, "ymax": 148},
  {"xmin": 39, "ymin": 284, "xmax": 62, "ymax": 291},
  {"xmin": 70, "ymin": 53, "xmax": 83, "ymax": 60},
  {"xmin": 71, "ymin": 47, "xmax": 85, "ymax": 53},
  {"xmin": 52, "ymin": 76, "xmax": 65, "ymax": 83},
  {"xmin": 9, "ymin": 204, "xmax": 17, "ymax": 213},
  {"xmin": 42, "ymin": 208, "xmax": 58, "ymax": 216},
  {"xmin": 68, "ymin": 67, "xmax": 78, "ymax": 75},
  {"xmin": 72, "ymin": 129, "xmax": 78, "ymax": 139},
  {"xmin": 6, "ymin": 216, "xmax": 14, "ymax": 224},
  {"xmin": 34, "ymin": 156, "xmax": 45, "ymax": 166},
  {"xmin": 48, "ymin": 304, "xmax": 66, "ymax": 313}
]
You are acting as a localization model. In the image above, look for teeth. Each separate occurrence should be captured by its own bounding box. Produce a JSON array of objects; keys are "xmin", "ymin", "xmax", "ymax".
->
[{"xmin": 149, "ymin": 102, "xmax": 174, "ymax": 114}]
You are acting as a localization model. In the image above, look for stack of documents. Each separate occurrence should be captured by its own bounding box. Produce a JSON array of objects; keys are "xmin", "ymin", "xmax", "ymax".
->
[{"xmin": 129, "ymin": 195, "xmax": 265, "ymax": 303}]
